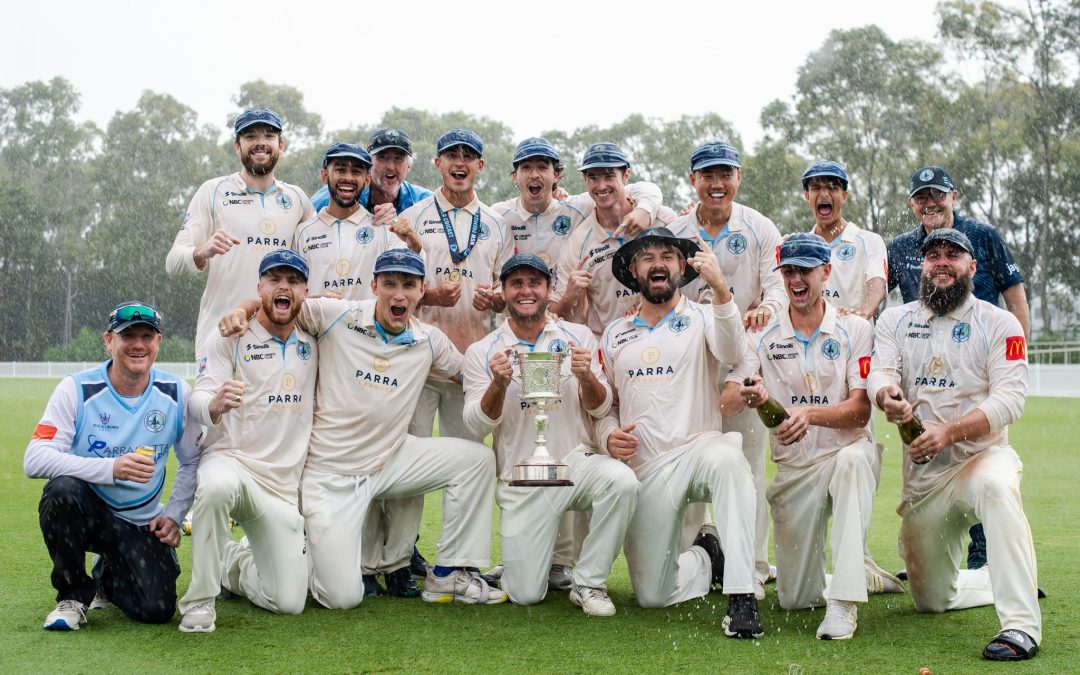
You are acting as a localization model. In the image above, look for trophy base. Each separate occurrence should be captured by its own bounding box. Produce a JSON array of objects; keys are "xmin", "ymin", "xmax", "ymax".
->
[{"xmin": 508, "ymin": 462, "xmax": 574, "ymax": 487}]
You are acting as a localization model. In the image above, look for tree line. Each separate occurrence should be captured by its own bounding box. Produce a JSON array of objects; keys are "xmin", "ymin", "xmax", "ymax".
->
[{"xmin": 2, "ymin": 0, "xmax": 1078, "ymax": 361}]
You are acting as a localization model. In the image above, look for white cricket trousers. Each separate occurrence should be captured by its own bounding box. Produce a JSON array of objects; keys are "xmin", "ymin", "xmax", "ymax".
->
[
  {"xmin": 624, "ymin": 431, "xmax": 756, "ymax": 608},
  {"xmin": 179, "ymin": 454, "xmax": 307, "ymax": 615},
  {"xmin": 303, "ymin": 434, "xmax": 496, "ymax": 610},
  {"xmin": 354, "ymin": 378, "xmax": 489, "ymax": 575},
  {"xmin": 768, "ymin": 439, "xmax": 880, "ymax": 610},
  {"xmin": 723, "ymin": 407, "xmax": 771, "ymax": 583},
  {"xmin": 899, "ymin": 445, "xmax": 1042, "ymax": 642},
  {"xmin": 497, "ymin": 447, "xmax": 639, "ymax": 604}
]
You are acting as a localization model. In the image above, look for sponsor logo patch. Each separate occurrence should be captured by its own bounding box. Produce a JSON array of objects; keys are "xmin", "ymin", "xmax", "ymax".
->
[{"xmin": 1005, "ymin": 336, "xmax": 1026, "ymax": 361}]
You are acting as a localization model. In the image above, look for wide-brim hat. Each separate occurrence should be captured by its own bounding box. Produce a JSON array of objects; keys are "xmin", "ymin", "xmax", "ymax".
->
[{"xmin": 611, "ymin": 227, "xmax": 702, "ymax": 293}]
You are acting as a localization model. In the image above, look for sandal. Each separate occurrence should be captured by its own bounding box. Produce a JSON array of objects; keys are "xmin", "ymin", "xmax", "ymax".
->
[{"xmin": 982, "ymin": 629, "xmax": 1039, "ymax": 661}]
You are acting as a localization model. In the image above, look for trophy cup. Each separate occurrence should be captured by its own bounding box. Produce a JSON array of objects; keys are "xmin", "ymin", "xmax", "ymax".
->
[{"xmin": 509, "ymin": 351, "xmax": 574, "ymax": 486}]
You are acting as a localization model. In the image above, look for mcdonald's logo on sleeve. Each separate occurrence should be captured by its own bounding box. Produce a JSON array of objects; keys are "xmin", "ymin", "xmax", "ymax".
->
[
  {"xmin": 859, "ymin": 356, "xmax": 871, "ymax": 378},
  {"xmin": 32, "ymin": 424, "xmax": 57, "ymax": 440},
  {"xmin": 1005, "ymin": 336, "xmax": 1026, "ymax": 361},
  {"xmin": 775, "ymin": 245, "xmax": 781, "ymax": 265}
]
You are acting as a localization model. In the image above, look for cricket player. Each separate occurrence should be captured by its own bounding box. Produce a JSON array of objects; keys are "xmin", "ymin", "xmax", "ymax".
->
[
  {"xmin": 178, "ymin": 250, "xmax": 317, "ymax": 633},
  {"xmin": 725, "ymin": 233, "xmax": 896, "ymax": 641},
  {"xmin": 492, "ymin": 136, "xmax": 664, "ymax": 269},
  {"xmin": 666, "ymin": 141, "xmax": 785, "ymax": 595},
  {"xmin": 295, "ymin": 142, "xmax": 421, "ymax": 299},
  {"xmin": 800, "ymin": 161, "xmax": 887, "ymax": 319},
  {"xmin": 869, "ymin": 228, "xmax": 1041, "ymax": 661},
  {"xmin": 488, "ymin": 136, "xmax": 663, "ymax": 589},
  {"xmin": 597, "ymin": 227, "xmax": 764, "ymax": 639},
  {"xmin": 309, "ymin": 128, "xmax": 432, "ymax": 217},
  {"xmin": 223, "ymin": 249, "xmax": 505, "ymax": 609},
  {"xmin": 888, "ymin": 166, "xmax": 1030, "ymax": 573},
  {"xmin": 398, "ymin": 129, "xmax": 514, "ymax": 443},
  {"xmin": 25, "ymin": 302, "xmax": 200, "ymax": 630},
  {"xmin": 551, "ymin": 142, "xmax": 679, "ymax": 337},
  {"xmin": 166, "ymin": 108, "xmax": 315, "ymax": 363},
  {"xmin": 296, "ymin": 142, "xmax": 426, "ymax": 597},
  {"xmin": 462, "ymin": 254, "xmax": 638, "ymax": 616}
]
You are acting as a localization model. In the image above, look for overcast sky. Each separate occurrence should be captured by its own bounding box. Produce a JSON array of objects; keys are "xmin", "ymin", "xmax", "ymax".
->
[{"xmin": 7, "ymin": 0, "xmax": 968, "ymax": 148}]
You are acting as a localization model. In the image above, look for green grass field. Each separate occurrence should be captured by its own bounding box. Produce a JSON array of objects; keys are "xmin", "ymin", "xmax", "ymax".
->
[{"xmin": 0, "ymin": 378, "xmax": 1075, "ymax": 673}]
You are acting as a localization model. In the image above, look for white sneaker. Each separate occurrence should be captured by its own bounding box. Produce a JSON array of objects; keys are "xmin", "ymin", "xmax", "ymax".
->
[
  {"xmin": 767, "ymin": 565, "xmax": 777, "ymax": 582},
  {"xmin": 865, "ymin": 555, "xmax": 905, "ymax": 594},
  {"xmin": 483, "ymin": 564, "xmax": 505, "ymax": 581},
  {"xmin": 179, "ymin": 601, "xmax": 216, "ymax": 633},
  {"xmin": 422, "ymin": 569, "xmax": 508, "ymax": 605},
  {"xmin": 89, "ymin": 593, "xmax": 113, "ymax": 610},
  {"xmin": 816, "ymin": 599, "xmax": 858, "ymax": 640},
  {"xmin": 754, "ymin": 578, "xmax": 766, "ymax": 600},
  {"xmin": 548, "ymin": 564, "xmax": 573, "ymax": 591},
  {"xmin": 44, "ymin": 599, "xmax": 87, "ymax": 631},
  {"xmin": 570, "ymin": 584, "xmax": 616, "ymax": 616}
]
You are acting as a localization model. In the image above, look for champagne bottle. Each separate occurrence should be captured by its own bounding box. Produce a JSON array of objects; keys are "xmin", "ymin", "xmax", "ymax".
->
[
  {"xmin": 743, "ymin": 377, "xmax": 790, "ymax": 429},
  {"xmin": 891, "ymin": 394, "xmax": 926, "ymax": 446}
]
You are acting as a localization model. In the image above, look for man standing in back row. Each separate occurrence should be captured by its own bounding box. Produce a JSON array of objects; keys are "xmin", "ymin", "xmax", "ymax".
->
[{"xmin": 166, "ymin": 108, "xmax": 314, "ymax": 363}]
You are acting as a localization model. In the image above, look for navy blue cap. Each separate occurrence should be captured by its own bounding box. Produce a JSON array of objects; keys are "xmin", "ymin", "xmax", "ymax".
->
[
  {"xmin": 368, "ymin": 128, "xmax": 413, "ymax": 156},
  {"xmin": 436, "ymin": 129, "xmax": 484, "ymax": 157},
  {"xmin": 512, "ymin": 137, "xmax": 560, "ymax": 166},
  {"xmin": 908, "ymin": 166, "xmax": 956, "ymax": 197},
  {"xmin": 802, "ymin": 160, "xmax": 849, "ymax": 190},
  {"xmin": 374, "ymin": 249, "xmax": 426, "ymax": 277},
  {"xmin": 578, "ymin": 142, "xmax": 630, "ymax": 171},
  {"xmin": 775, "ymin": 233, "xmax": 831, "ymax": 270},
  {"xmin": 921, "ymin": 228, "xmax": 974, "ymax": 255},
  {"xmin": 499, "ymin": 253, "xmax": 552, "ymax": 282},
  {"xmin": 612, "ymin": 227, "xmax": 702, "ymax": 292},
  {"xmin": 234, "ymin": 108, "xmax": 283, "ymax": 135},
  {"xmin": 323, "ymin": 142, "xmax": 372, "ymax": 169},
  {"xmin": 108, "ymin": 301, "xmax": 163, "ymax": 334},
  {"xmin": 690, "ymin": 142, "xmax": 741, "ymax": 172},
  {"xmin": 259, "ymin": 249, "xmax": 309, "ymax": 280}
]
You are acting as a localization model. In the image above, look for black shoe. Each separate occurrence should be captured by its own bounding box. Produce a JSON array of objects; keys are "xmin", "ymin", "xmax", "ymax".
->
[
  {"xmin": 723, "ymin": 593, "xmax": 764, "ymax": 639},
  {"xmin": 363, "ymin": 574, "xmax": 386, "ymax": 597},
  {"xmin": 410, "ymin": 546, "xmax": 432, "ymax": 579},
  {"xmin": 693, "ymin": 531, "xmax": 725, "ymax": 586},
  {"xmin": 896, "ymin": 569, "xmax": 908, "ymax": 582},
  {"xmin": 385, "ymin": 567, "xmax": 420, "ymax": 598}
]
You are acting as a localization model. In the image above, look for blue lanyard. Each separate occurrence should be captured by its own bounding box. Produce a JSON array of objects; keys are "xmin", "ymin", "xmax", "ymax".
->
[{"xmin": 435, "ymin": 200, "xmax": 482, "ymax": 264}]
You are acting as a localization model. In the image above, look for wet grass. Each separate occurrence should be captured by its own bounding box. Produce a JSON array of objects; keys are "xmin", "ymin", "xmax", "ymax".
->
[{"xmin": 0, "ymin": 378, "xmax": 1074, "ymax": 673}]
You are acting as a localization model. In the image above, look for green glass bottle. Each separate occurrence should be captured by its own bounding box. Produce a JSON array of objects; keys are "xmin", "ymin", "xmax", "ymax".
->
[
  {"xmin": 892, "ymin": 394, "xmax": 926, "ymax": 445},
  {"xmin": 743, "ymin": 377, "xmax": 790, "ymax": 429}
]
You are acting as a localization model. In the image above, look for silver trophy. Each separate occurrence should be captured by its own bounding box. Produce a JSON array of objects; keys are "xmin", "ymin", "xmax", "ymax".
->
[{"xmin": 509, "ymin": 351, "xmax": 574, "ymax": 486}]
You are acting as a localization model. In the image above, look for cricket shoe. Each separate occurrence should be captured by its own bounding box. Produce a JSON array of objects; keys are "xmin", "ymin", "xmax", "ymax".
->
[
  {"xmin": 693, "ymin": 531, "xmax": 725, "ymax": 588},
  {"xmin": 422, "ymin": 569, "xmax": 508, "ymax": 605},
  {"xmin": 570, "ymin": 584, "xmax": 616, "ymax": 616},
  {"xmin": 548, "ymin": 564, "xmax": 573, "ymax": 591},
  {"xmin": 410, "ymin": 546, "xmax": 432, "ymax": 578},
  {"xmin": 722, "ymin": 593, "xmax": 764, "ymax": 639},
  {"xmin": 179, "ymin": 601, "xmax": 216, "ymax": 633},
  {"xmin": 816, "ymin": 599, "xmax": 858, "ymax": 640},
  {"xmin": 483, "ymin": 563, "xmax": 505, "ymax": 581},
  {"xmin": 44, "ymin": 599, "xmax": 86, "ymax": 631},
  {"xmin": 362, "ymin": 574, "xmax": 386, "ymax": 598},
  {"xmin": 865, "ymin": 555, "xmax": 905, "ymax": 594},
  {"xmin": 385, "ymin": 567, "xmax": 421, "ymax": 598},
  {"xmin": 89, "ymin": 593, "xmax": 114, "ymax": 610}
]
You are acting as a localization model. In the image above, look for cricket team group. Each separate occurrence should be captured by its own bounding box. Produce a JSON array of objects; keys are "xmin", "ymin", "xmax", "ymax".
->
[{"xmin": 24, "ymin": 106, "xmax": 1044, "ymax": 660}]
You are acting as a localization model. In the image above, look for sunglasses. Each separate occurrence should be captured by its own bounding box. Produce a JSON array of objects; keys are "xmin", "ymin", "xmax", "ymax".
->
[
  {"xmin": 912, "ymin": 188, "xmax": 950, "ymax": 205},
  {"xmin": 110, "ymin": 303, "xmax": 162, "ymax": 328}
]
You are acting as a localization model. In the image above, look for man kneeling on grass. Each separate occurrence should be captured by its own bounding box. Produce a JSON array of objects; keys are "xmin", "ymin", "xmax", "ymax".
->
[
  {"xmin": 179, "ymin": 249, "xmax": 317, "ymax": 633},
  {"xmin": 24, "ymin": 301, "xmax": 200, "ymax": 630}
]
